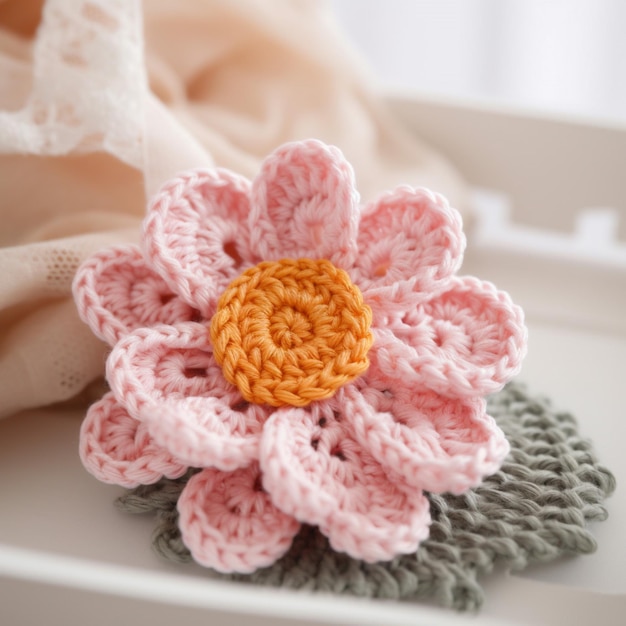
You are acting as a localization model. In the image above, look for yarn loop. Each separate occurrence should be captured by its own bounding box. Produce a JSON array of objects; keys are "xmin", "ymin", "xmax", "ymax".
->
[{"xmin": 210, "ymin": 258, "xmax": 373, "ymax": 407}]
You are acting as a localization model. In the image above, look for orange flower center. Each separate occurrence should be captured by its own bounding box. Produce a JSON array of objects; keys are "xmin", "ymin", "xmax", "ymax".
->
[{"xmin": 210, "ymin": 258, "xmax": 373, "ymax": 407}]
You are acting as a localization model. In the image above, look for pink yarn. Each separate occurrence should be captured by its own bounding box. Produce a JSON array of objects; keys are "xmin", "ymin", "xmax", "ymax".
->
[
  {"xmin": 73, "ymin": 245, "xmax": 201, "ymax": 346},
  {"xmin": 73, "ymin": 138, "xmax": 527, "ymax": 572},
  {"xmin": 351, "ymin": 185, "xmax": 464, "ymax": 305},
  {"xmin": 371, "ymin": 276, "xmax": 526, "ymax": 397},
  {"xmin": 347, "ymin": 380, "xmax": 509, "ymax": 494},
  {"xmin": 106, "ymin": 321, "xmax": 268, "ymax": 470},
  {"xmin": 177, "ymin": 464, "xmax": 301, "ymax": 573},
  {"xmin": 178, "ymin": 463, "xmax": 300, "ymax": 574},
  {"xmin": 143, "ymin": 169, "xmax": 254, "ymax": 316},
  {"xmin": 248, "ymin": 141, "xmax": 360, "ymax": 269},
  {"xmin": 259, "ymin": 389, "xmax": 432, "ymax": 562},
  {"xmin": 79, "ymin": 392, "xmax": 187, "ymax": 488}
]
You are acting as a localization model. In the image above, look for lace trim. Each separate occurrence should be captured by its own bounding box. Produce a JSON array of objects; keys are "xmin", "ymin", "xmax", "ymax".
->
[{"xmin": 0, "ymin": 0, "xmax": 145, "ymax": 167}]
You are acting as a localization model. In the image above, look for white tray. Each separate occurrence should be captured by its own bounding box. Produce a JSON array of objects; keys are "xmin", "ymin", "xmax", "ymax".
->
[{"xmin": 1, "ymin": 94, "xmax": 625, "ymax": 625}]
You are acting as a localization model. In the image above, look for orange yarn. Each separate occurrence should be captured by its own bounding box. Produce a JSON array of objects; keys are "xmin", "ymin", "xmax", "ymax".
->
[{"xmin": 210, "ymin": 258, "xmax": 373, "ymax": 407}]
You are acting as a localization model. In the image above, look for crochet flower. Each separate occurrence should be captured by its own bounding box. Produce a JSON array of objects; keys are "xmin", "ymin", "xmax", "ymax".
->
[{"xmin": 74, "ymin": 140, "xmax": 526, "ymax": 574}]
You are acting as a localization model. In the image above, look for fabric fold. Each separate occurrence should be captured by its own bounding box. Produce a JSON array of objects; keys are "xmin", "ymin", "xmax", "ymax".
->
[{"xmin": 0, "ymin": 0, "xmax": 466, "ymax": 417}]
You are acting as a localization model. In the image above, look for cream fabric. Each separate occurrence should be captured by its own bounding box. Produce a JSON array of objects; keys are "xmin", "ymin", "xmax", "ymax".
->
[{"xmin": 0, "ymin": 0, "xmax": 466, "ymax": 417}]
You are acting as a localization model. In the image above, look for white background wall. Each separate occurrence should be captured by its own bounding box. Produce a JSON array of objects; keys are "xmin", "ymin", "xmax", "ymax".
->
[{"xmin": 331, "ymin": 0, "xmax": 626, "ymax": 123}]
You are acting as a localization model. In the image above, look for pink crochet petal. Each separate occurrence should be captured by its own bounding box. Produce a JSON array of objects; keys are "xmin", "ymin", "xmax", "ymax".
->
[
  {"xmin": 374, "ymin": 276, "xmax": 527, "ymax": 396},
  {"xmin": 106, "ymin": 321, "xmax": 268, "ymax": 470},
  {"xmin": 143, "ymin": 169, "xmax": 255, "ymax": 316},
  {"xmin": 346, "ymin": 384, "xmax": 510, "ymax": 495},
  {"xmin": 79, "ymin": 392, "xmax": 187, "ymax": 488},
  {"xmin": 73, "ymin": 245, "xmax": 200, "ymax": 345},
  {"xmin": 352, "ymin": 187, "xmax": 465, "ymax": 313},
  {"xmin": 178, "ymin": 465, "xmax": 300, "ymax": 573},
  {"xmin": 260, "ymin": 397, "xmax": 432, "ymax": 562},
  {"xmin": 106, "ymin": 322, "xmax": 218, "ymax": 419},
  {"xmin": 249, "ymin": 140, "xmax": 359, "ymax": 268},
  {"xmin": 145, "ymin": 396, "xmax": 268, "ymax": 471}
]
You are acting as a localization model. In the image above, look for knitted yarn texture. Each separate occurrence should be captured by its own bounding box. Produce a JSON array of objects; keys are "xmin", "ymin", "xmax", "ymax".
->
[
  {"xmin": 117, "ymin": 382, "xmax": 616, "ymax": 611},
  {"xmin": 74, "ymin": 139, "xmax": 527, "ymax": 573}
]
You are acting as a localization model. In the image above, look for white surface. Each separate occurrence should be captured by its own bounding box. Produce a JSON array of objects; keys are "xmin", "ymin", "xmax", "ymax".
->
[{"xmin": 1, "ymin": 97, "xmax": 625, "ymax": 624}]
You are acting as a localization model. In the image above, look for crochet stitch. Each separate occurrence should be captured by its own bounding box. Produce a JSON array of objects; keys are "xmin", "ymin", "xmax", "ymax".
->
[
  {"xmin": 211, "ymin": 258, "xmax": 374, "ymax": 407},
  {"xmin": 73, "ymin": 139, "xmax": 527, "ymax": 573},
  {"xmin": 117, "ymin": 382, "xmax": 616, "ymax": 611}
]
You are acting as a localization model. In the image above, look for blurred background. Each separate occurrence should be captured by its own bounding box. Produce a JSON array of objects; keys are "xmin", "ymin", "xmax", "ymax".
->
[{"xmin": 332, "ymin": 0, "xmax": 626, "ymax": 124}]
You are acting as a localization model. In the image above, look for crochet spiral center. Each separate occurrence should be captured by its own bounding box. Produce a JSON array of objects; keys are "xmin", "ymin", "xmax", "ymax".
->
[{"xmin": 210, "ymin": 258, "xmax": 373, "ymax": 407}]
